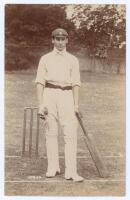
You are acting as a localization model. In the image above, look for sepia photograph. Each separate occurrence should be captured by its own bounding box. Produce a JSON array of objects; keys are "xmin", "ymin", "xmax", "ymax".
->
[{"xmin": 4, "ymin": 3, "xmax": 125, "ymax": 196}]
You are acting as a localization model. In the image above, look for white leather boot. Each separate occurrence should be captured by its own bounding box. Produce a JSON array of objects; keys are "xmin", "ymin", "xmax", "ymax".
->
[
  {"xmin": 46, "ymin": 136, "xmax": 60, "ymax": 177},
  {"xmin": 64, "ymin": 137, "xmax": 84, "ymax": 182}
]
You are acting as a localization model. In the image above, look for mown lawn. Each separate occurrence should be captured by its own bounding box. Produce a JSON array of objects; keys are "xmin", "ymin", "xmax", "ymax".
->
[{"xmin": 5, "ymin": 70, "xmax": 125, "ymax": 196}]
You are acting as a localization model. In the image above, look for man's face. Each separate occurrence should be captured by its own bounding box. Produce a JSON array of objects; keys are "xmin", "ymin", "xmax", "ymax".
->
[{"xmin": 52, "ymin": 36, "xmax": 68, "ymax": 51}]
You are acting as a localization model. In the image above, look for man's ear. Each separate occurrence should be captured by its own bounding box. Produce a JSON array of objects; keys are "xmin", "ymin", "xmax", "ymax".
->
[
  {"xmin": 66, "ymin": 38, "xmax": 68, "ymax": 44},
  {"xmin": 52, "ymin": 38, "xmax": 54, "ymax": 44}
]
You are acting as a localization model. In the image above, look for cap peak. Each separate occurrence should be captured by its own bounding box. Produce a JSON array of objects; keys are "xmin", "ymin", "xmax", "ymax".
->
[{"xmin": 52, "ymin": 28, "xmax": 68, "ymax": 37}]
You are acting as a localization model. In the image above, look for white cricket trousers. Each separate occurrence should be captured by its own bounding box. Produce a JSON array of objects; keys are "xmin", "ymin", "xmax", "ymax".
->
[{"xmin": 42, "ymin": 87, "xmax": 78, "ymax": 176}]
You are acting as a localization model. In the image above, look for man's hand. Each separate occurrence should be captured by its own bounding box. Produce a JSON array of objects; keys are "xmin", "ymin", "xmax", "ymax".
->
[
  {"xmin": 38, "ymin": 106, "xmax": 48, "ymax": 120},
  {"xmin": 74, "ymin": 105, "xmax": 79, "ymax": 114},
  {"xmin": 74, "ymin": 105, "xmax": 82, "ymax": 118}
]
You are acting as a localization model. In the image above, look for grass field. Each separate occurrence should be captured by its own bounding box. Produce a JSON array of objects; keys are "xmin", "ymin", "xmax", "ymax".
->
[{"xmin": 5, "ymin": 70, "xmax": 125, "ymax": 196}]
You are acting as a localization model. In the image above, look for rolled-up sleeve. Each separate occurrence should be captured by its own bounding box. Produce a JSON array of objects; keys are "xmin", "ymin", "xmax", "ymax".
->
[
  {"xmin": 35, "ymin": 56, "xmax": 46, "ymax": 85},
  {"xmin": 71, "ymin": 57, "xmax": 81, "ymax": 87}
]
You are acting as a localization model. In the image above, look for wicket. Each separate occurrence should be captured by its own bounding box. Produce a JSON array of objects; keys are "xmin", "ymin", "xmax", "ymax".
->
[{"xmin": 22, "ymin": 107, "xmax": 40, "ymax": 158}]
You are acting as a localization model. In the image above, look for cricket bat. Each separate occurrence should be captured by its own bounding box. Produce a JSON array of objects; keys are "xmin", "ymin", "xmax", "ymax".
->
[{"xmin": 76, "ymin": 112, "xmax": 109, "ymax": 178}]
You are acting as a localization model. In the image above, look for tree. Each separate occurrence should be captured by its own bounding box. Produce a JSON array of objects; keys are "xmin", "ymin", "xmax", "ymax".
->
[
  {"xmin": 5, "ymin": 4, "xmax": 75, "ymax": 45},
  {"xmin": 5, "ymin": 4, "xmax": 75, "ymax": 70},
  {"xmin": 70, "ymin": 4, "xmax": 126, "ymax": 50}
]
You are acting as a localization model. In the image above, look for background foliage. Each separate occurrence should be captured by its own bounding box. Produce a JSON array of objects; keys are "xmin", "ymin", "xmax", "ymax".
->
[{"xmin": 5, "ymin": 4, "xmax": 126, "ymax": 73}]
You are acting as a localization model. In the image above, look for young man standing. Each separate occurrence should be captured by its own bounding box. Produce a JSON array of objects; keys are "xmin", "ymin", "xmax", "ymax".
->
[{"xmin": 35, "ymin": 28, "xmax": 84, "ymax": 182}]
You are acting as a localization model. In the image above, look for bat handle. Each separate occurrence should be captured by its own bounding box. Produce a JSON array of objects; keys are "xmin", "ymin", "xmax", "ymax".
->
[{"xmin": 75, "ymin": 111, "xmax": 83, "ymax": 119}]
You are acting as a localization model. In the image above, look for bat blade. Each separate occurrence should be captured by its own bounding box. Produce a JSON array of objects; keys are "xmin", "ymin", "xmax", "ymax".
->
[{"xmin": 76, "ymin": 112, "xmax": 109, "ymax": 178}]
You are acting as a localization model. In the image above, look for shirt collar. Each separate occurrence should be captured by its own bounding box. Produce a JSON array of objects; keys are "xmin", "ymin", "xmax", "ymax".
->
[{"xmin": 53, "ymin": 47, "xmax": 67, "ymax": 56}]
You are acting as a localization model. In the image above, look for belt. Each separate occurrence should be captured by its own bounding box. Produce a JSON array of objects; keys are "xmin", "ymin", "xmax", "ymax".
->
[{"xmin": 45, "ymin": 82, "xmax": 72, "ymax": 90}]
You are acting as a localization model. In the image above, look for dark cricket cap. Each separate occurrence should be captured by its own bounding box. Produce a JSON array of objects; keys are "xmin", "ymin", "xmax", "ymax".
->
[{"xmin": 52, "ymin": 28, "xmax": 68, "ymax": 37}]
